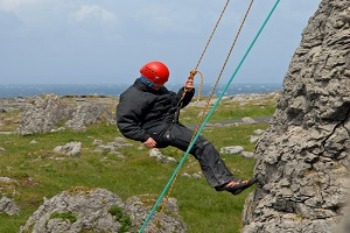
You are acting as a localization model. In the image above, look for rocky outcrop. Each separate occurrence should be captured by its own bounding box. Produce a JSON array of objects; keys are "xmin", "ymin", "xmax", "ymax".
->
[
  {"xmin": 243, "ymin": 1, "xmax": 350, "ymax": 232},
  {"xmin": 19, "ymin": 94, "xmax": 73, "ymax": 135},
  {"xmin": 0, "ymin": 196, "xmax": 20, "ymax": 216},
  {"xmin": 125, "ymin": 194, "xmax": 186, "ymax": 233},
  {"xmin": 20, "ymin": 188, "xmax": 186, "ymax": 233},
  {"xmin": 93, "ymin": 137, "xmax": 134, "ymax": 157},
  {"xmin": 0, "ymin": 177, "xmax": 21, "ymax": 216},
  {"xmin": 53, "ymin": 142, "xmax": 82, "ymax": 157},
  {"xmin": 64, "ymin": 102, "xmax": 114, "ymax": 131},
  {"xmin": 19, "ymin": 94, "xmax": 114, "ymax": 135}
]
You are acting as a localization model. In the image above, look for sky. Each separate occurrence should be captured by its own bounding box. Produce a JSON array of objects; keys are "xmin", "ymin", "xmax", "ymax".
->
[{"xmin": 0, "ymin": 0, "xmax": 321, "ymax": 85}]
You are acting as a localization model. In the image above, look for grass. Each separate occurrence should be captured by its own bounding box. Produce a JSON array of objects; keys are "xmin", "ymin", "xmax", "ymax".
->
[
  {"xmin": 108, "ymin": 205, "xmax": 132, "ymax": 232},
  {"xmin": 0, "ymin": 95, "xmax": 276, "ymax": 233},
  {"xmin": 181, "ymin": 97, "xmax": 275, "ymax": 125},
  {"xmin": 50, "ymin": 211, "xmax": 77, "ymax": 224}
]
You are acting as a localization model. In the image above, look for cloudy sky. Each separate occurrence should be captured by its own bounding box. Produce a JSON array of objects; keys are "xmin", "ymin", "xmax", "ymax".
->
[{"xmin": 0, "ymin": 0, "xmax": 321, "ymax": 85}]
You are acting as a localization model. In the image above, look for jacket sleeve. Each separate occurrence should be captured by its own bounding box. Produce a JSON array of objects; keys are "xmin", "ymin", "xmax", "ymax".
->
[
  {"xmin": 176, "ymin": 87, "xmax": 195, "ymax": 108},
  {"xmin": 116, "ymin": 94, "xmax": 150, "ymax": 142}
]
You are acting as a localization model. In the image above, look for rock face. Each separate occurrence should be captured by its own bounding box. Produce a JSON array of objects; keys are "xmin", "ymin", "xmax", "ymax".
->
[
  {"xmin": 20, "ymin": 188, "xmax": 186, "ymax": 233},
  {"xmin": 243, "ymin": 1, "xmax": 350, "ymax": 232}
]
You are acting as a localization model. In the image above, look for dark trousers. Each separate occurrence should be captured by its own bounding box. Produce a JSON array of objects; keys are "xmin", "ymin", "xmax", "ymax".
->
[{"xmin": 148, "ymin": 123, "xmax": 235, "ymax": 188}]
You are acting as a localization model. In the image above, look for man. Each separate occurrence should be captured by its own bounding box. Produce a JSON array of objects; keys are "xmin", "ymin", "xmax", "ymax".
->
[{"xmin": 116, "ymin": 60, "xmax": 256, "ymax": 195}]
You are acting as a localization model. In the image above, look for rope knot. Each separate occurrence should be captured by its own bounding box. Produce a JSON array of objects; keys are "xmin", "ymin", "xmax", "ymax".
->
[{"xmin": 188, "ymin": 70, "xmax": 198, "ymax": 80}]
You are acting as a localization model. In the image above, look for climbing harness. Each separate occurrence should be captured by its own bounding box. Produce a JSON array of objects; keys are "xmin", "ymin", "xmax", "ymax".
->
[{"xmin": 139, "ymin": 0, "xmax": 282, "ymax": 232}]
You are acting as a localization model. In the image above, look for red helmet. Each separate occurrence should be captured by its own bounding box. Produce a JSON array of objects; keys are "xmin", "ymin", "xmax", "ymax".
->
[{"xmin": 140, "ymin": 61, "xmax": 169, "ymax": 85}]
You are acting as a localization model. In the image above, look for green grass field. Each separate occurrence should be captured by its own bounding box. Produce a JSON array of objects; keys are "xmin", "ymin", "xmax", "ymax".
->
[{"xmin": 0, "ymin": 96, "xmax": 276, "ymax": 233}]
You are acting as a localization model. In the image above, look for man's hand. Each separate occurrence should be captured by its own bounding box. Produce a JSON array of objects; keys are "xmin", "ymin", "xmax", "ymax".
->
[
  {"xmin": 144, "ymin": 137, "xmax": 157, "ymax": 148},
  {"xmin": 184, "ymin": 79, "xmax": 194, "ymax": 91}
]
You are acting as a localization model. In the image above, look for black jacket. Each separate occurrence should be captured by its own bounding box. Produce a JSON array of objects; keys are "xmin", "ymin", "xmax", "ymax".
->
[{"xmin": 116, "ymin": 78, "xmax": 195, "ymax": 142}]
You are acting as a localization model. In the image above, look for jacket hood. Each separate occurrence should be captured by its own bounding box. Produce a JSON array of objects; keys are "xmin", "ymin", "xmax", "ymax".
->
[{"xmin": 134, "ymin": 78, "xmax": 168, "ymax": 94}]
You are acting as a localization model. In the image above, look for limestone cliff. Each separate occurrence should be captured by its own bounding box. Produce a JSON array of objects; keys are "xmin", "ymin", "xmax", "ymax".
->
[{"xmin": 243, "ymin": 0, "xmax": 350, "ymax": 232}]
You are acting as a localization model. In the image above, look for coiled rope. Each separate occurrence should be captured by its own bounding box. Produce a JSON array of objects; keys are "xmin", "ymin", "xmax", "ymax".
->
[{"xmin": 139, "ymin": 0, "xmax": 281, "ymax": 232}]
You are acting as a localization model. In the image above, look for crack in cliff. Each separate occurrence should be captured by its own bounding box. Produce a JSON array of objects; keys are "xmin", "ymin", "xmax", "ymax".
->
[{"xmin": 321, "ymin": 105, "xmax": 350, "ymax": 146}]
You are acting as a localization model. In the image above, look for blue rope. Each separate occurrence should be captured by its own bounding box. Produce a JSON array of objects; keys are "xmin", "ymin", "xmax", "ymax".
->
[{"xmin": 138, "ymin": 1, "xmax": 281, "ymax": 232}]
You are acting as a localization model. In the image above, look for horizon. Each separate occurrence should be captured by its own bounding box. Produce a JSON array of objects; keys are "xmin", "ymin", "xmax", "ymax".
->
[
  {"xmin": 0, "ymin": 82, "xmax": 283, "ymax": 99},
  {"xmin": 0, "ymin": 1, "xmax": 321, "ymax": 85},
  {"xmin": 0, "ymin": 81, "xmax": 284, "ymax": 86}
]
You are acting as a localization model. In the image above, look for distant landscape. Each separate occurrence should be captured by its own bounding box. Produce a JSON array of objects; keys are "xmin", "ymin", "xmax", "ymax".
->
[{"xmin": 0, "ymin": 83, "xmax": 282, "ymax": 98}]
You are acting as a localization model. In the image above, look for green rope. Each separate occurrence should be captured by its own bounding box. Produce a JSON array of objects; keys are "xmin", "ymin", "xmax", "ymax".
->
[{"xmin": 138, "ymin": 0, "xmax": 281, "ymax": 232}]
